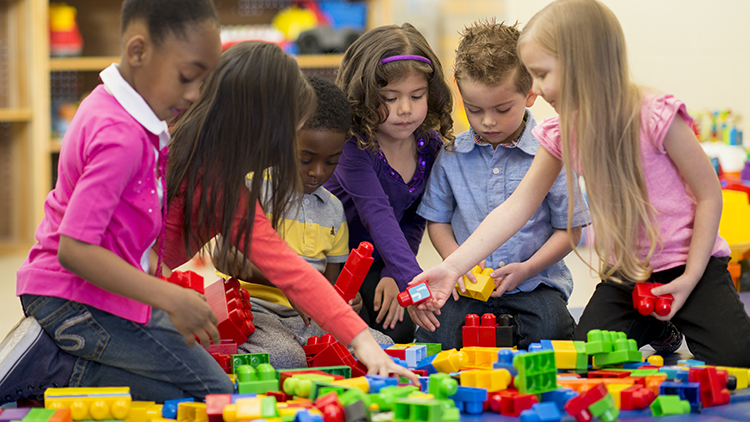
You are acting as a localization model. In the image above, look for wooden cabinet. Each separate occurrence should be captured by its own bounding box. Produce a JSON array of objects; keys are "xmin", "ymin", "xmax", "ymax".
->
[{"xmin": 0, "ymin": 0, "xmax": 388, "ymax": 253}]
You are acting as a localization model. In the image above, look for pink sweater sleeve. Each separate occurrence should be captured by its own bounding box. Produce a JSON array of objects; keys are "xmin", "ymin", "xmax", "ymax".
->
[{"xmin": 247, "ymin": 201, "xmax": 367, "ymax": 345}]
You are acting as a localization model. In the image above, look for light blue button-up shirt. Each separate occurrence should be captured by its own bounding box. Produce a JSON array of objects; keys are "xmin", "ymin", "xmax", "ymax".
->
[{"xmin": 417, "ymin": 111, "xmax": 590, "ymax": 300}]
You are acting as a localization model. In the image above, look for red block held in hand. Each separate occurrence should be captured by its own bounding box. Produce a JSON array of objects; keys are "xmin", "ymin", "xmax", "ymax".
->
[
  {"xmin": 397, "ymin": 281, "xmax": 432, "ymax": 307},
  {"xmin": 334, "ymin": 242, "xmax": 374, "ymax": 302},
  {"xmin": 632, "ymin": 283, "xmax": 673, "ymax": 317}
]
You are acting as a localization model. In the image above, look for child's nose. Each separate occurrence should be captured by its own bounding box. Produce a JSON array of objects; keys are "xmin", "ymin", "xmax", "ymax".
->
[
  {"xmin": 531, "ymin": 80, "xmax": 543, "ymax": 97},
  {"xmin": 482, "ymin": 114, "xmax": 496, "ymax": 128},
  {"xmin": 184, "ymin": 83, "xmax": 201, "ymax": 103},
  {"xmin": 397, "ymin": 98, "xmax": 412, "ymax": 115},
  {"xmin": 309, "ymin": 162, "xmax": 324, "ymax": 178}
]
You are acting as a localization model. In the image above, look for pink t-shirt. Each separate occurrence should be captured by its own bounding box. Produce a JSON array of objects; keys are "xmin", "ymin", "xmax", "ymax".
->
[
  {"xmin": 534, "ymin": 94, "xmax": 730, "ymax": 272},
  {"xmin": 17, "ymin": 65, "xmax": 169, "ymax": 324}
]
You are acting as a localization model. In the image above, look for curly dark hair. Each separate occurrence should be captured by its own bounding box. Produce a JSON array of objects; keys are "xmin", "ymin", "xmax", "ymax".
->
[
  {"xmin": 336, "ymin": 23, "xmax": 454, "ymax": 151},
  {"xmin": 121, "ymin": 0, "xmax": 218, "ymax": 46},
  {"xmin": 455, "ymin": 19, "xmax": 532, "ymax": 94},
  {"xmin": 303, "ymin": 76, "xmax": 352, "ymax": 135}
]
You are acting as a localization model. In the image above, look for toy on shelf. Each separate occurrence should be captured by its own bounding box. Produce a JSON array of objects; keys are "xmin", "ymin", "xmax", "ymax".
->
[
  {"xmin": 49, "ymin": 3, "xmax": 83, "ymax": 57},
  {"xmin": 334, "ymin": 241, "xmax": 373, "ymax": 302},
  {"xmin": 457, "ymin": 265, "xmax": 495, "ymax": 301},
  {"xmin": 632, "ymin": 283, "xmax": 672, "ymax": 316},
  {"xmin": 397, "ymin": 281, "xmax": 432, "ymax": 307}
]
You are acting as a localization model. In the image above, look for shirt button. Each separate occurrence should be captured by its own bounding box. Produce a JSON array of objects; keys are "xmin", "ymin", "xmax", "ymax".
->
[
  {"xmin": 138, "ymin": 180, "xmax": 142, "ymax": 184},
  {"xmin": 492, "ymin": 168, "xmax": 500, "ymax": 175},
  {"xmin": 148, "ymin": 209, "xmax": 152, "ymax": 213},
  {"xmin": 151, "ymin": 190, "xmax": 155, "ymax": 194},
  {"xmin": 303, "ymin": 199, "xmax": 309, "ymax": 205},
  {"xmin": 307, "ymin": 219, "xmax": 313, "ymax": 225}
]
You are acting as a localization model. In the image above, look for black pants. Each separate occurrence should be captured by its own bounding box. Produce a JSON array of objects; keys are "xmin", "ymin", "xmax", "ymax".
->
[
  {"xmin": 575, "ymin": 256, "xmax": 750, "ymax": 367},
  {"xmin": 358, "ymin": 260, "xmax": 416, "ymax": 343}
]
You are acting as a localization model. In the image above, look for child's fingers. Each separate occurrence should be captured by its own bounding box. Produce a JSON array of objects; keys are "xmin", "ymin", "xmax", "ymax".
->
[
  {"xmin": 382, "ymin": 298, "xmax": 400, "ymax": 329},
  {"xmin": 452, "ymin": 287, "xmax": 460, "ymax": 301},
  {"xmin": 456, "ymin": 277, "xmax": 467, "ymax": 293}
]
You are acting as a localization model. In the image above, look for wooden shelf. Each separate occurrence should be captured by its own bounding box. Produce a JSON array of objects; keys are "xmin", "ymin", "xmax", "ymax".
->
[
  {"xmin": 0, "ymin": 108, "xmax": 33, "ymax": 122},
  {"xmin": 50, "ymin": 56, "xmax": 119, "ymax": 71},
  {"xmin": 295, "ymin": 54, "xmax": 343, "ymax": 68},
  {"xmin": 48, "ymin": 54, "xmax": 341, "ymax": 72}
]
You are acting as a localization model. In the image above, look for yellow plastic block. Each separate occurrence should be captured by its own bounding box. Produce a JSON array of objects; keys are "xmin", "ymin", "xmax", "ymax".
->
[
  {"xmin": 125, "ymin": 402, "xmax": 157, "ymax": 422},
  {"xmin": 457, "ymin": 266, "xmax": 495, "ymax": 301},
  {"xmin": 460, "ymin": 369, "xmax": 511, "ymax": 392},
  {"xmin": 605, "ymin": 383, "xmax": 632, "ymax": 409},
  {"xmin": 222, "ymin": 397, "xmax": 262, "ymax": 422},
  {"xmin": 432, "ymin": 349, "xmax": 468, "ymax": 373},
  {"xmin": 647, "ymin": 355, "xmax": 664, "ymax": 367},
  {"xmin": 717, "ymin": 366, "xmax": 749, "ymax": 390},
  {"xmin": 461, "ymin": 346, "xmax": 500, "ymax": 369},
  {"xmin": 45, "ymin": 387, "xmax": 132, "ymax": 421},
  {"xmin": 550, "ymin": 341, "xmax": 579, "ymax": 370},
  {"xmin": 332, "ymin": 376, "xmax": 370, "ymax": 393},
  {"xmin": 177, "ymin": 402, "xmax": 207, "ymax": 422},
  {"xmin": 720, "ymin": 190, "xmax": 750, "ymax": 261}
]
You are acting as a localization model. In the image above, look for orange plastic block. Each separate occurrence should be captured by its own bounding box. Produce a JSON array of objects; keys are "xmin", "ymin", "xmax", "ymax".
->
[
  {"xmin": 557, "ymin": 377, "xmax": 635, "ymax": 393},
  {"xmin": 49, "ymin": 409, "xmax": 72, "ymax": 422},
  {"xmin": 458, "ymin": 266, "xmax": 495, "ymax": 301},
  {"xmin": 432, "ymin": 349, "xmax": 468, "ymax": 373},
  {"xmin": 460, "ymin": 369, "xmax": 511, "ymax": 392},
  {"xmin": 644, "ymin": 374, "xmax": 668, "ymax": 395}
]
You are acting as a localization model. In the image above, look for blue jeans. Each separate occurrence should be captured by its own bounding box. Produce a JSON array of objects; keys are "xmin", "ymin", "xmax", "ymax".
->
[
  {"xmin": 414, "ymin": 284, "xmax": 575, "ymax": 350},
  {"xmin": 21, "ymin": 295, "xmax": 234, "ymax": 402}
]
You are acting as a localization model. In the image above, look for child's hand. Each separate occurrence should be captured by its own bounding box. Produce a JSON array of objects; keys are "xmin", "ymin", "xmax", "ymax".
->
[
  {"xmin": 166, "ymin": 287, "xmax": 220, "ymax": 347},
  {"xmin": 408, "ymin": 263, "xmax": 463, "ymax": 311},
  {"xmin": 408, "ymin": 306, "xmax": 441, "ymax": 332},
  {"xmin": 374, "ymin": 277, "xmax": 404, "ymax": 330},
  {"xmin": 650, "ymin": 274, "xmax": 700, "ymax": 321},
  {"xmin": 489, "ymin": 261, "xmax": 530, "ymax": 298},
  {"xmin": 349, "ymin": 292, "xmax": 363, "ymax": 313},
  {"xmin": 349, "ymin": 329, "xmax": 420, "ymax": 385},
  {"xmin": 289, "ymin": 300, "xmax": 312, "ymax": 328}
]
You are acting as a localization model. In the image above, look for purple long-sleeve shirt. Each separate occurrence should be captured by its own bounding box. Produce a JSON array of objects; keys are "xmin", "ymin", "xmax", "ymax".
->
[{"xmin": 324, "ymin": 130, "xmax": 442, "ymax": 291}]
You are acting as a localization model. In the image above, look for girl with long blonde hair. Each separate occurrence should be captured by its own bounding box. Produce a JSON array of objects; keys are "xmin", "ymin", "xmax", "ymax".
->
[{"xmin": 410, "ymin": 0, "xmax": 750, "ymax": 366}]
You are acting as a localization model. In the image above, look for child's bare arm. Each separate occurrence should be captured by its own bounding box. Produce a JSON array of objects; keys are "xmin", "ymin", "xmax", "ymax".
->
[
  {"xmin": 651, "ymin": 117, "xmax": 722, "ymax": 319},
  {"xmin": 324, "ymin": 262, "xmax": 340, "ymax": 284},
  {"xmin": 490, "ymin": 227, "xmax": 580, "ymax": 297},
  {"xmin": 427, "ymin": 221, "xmax": 459, "ymax": 259},
  {"xmin": 58, "ymin": 235, "xmax": 219, "ymax": 346}
]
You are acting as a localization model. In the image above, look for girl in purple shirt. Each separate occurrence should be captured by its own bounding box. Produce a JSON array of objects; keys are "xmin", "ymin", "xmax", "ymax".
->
[{"xmin": 324, "ymin": 23, "xmax": 454, "ymax": 342}]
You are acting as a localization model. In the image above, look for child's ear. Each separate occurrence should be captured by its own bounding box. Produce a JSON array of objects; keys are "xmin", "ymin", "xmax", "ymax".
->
[
  {"xmin": 525, "ymin": 89, "xmax": 538, "ymax": 107},
  {"xmin": 125, "ymin": 35, "xmax": 147, "ymax": 68}
]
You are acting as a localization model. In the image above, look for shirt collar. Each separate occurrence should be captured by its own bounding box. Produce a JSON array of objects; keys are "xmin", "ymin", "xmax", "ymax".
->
[
  {"xmin": 100, "ymin": 64, "xmax": 170, "ymax": 150},
  {"xmin": 455, "ymin": 109, "xmax": 539, "ymax": 156},
  {"xmin": 307, "ymin": 186, "xmax": 330, "ymax": 204}
]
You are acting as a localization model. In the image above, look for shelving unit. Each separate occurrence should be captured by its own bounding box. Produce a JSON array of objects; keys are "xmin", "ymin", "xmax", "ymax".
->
[{"xmin": 0, "ymin": 0, "xmax": 391, "ymax": 253}]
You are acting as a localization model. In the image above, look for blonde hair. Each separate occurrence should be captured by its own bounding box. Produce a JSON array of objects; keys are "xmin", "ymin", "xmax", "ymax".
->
[{"xmin": 519, "ymin": 0, "xmax": 659, "ymax": 283}]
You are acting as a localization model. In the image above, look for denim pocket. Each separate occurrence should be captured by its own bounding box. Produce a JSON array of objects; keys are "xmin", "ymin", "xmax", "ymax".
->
[{"xmin": 22, "ymin": 296, "xmax": 110, "ymax": 360}]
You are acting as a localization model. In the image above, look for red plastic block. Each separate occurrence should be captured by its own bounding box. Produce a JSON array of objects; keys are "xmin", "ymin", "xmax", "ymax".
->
[
  {"xmin": 303, "ymin": 334, "xmax": 336, "ymax": 357},
  {"xmin": 160, "ymin": 270, "xmax": 205, "ymax": 294},
  {"xmin": 463, "ymin": 314, "xmax": 481, "ymax": 348},
  {"xmin": 308, "ymin": 340, "xmax": 367, "ymax": 378},
  {"xmin": 620, "ymin": 385, "xmax": 655, "ymax": 410},
  {"xmin": 205, "ymin": 278, "xmax": 255, "ymax": 344},
  {"xmin": 689, "ymin": 367, "xmax": 731, "ymax": 408},
  {"xmin": 488, "ymin": 390, "xmax": 538, "ymax": 417},
  {"xmin": 334, "ymin": 242, "xmax": 374, "ymax": 302},
  {"xmin": 587, "ymin": 370, "xmax": 631, "ymax": 379},
  {"xmin": 210, "ymin": 352, "xmax": 233, "ymax": 374},
  {"xmin": 205, "ymin": 394, "xmax": 232, "ymax": 422},
  {"xmin": 564, "ymin": 382, "xmax": 608, "ymax": 422},
  {"xmin": 397, "ymin": 281, "xmax": 432, "ymax": 307},
  {"xmin": 267, "ymin": 391, "xmax": 294, "ymax": 403},
  {"xmin": 632, "ymin": 283, "xmax": 673, "ymax": 317},
  {"xmin": 206, "ymin": 339, "xmax": 239, "ymax": 356},
  {"xmin": 479, "ymin": 313, "xmax": 498, "ymax": 347},
  {"xmin": 314, "ymin": 392, "xmax": 345, "ymax": 422},
  {"xmin": 384, "ymin": 347, "xmax": 407, "ymax": 360}
]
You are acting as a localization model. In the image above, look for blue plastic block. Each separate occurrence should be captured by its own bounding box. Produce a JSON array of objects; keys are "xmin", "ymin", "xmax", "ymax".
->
[
  {"xmin": 404, "ymin": 345, "xmax": 427, "ymax": 368},
  {"xmin": 539, "ymin": 340, "xmax": 555, "ymax": 351},
  {"xmin": 520, "ymin": 402, "xmax": 562, "ymax": 422},
  {"xmin": 449, "ymin": 386, "xmax": 487, "ymax": 415},
  {"xmin": 366, "ymin": 374, "xmax": 398, "ymax": 393},
  {"xmin": 622, "ymin": 361, "xmax": 648, "ymax": 369},
  {"xmin": 391, "ymin": 357, "xmax": 408, "ymax": 368},
  {"xmin": 415, "ymin": 354, "xmax": 437, "ymax": 375},
  {"xmin": 659, "ymin": 366, "xmax": 680, "ymax": 379},
  {"xmin": 318, "ymin": 1, "xmax": 367, "ymax": 31},
  {"xmin": 528, "ymin": 343, "xmax": 544, "ymax": 353},
  {"xmin": 379, "ymin": 344, "xmax": 393, "ymax": 350},
  {"xmin": 163, "ymin": 398, "xmax": 194, "ymax": 419},
  {"xmin": 660, "ymin": 381, "xmax": 702, "ymax": 412},
  {"xmin": 231, "ymin": 393, "xmax": 258, "ymax": 402},
  {"xmin": 542, "ymin": 388, "xmax": 580, "ymax": 412},
  {"xmin": 676, "ymin": 368, "xmax": 691, "ymax": 383},
  {"xmin": 678, "ymin": 359, "xmax": 705, "ymax": 367},
  {"xmin": 294, "ymin": 409, "xmax": 324, "ymax": 422},
  {"xmin": 418, "ymin": 376, "xmax": 430, "ymax": 392}
]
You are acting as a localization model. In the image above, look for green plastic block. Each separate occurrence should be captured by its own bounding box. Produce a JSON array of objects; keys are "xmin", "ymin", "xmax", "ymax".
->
[
  {"xmin": 283, "ymin": 374, "xmax": 336, "ymax": 397},
  {"xmin": 630, "ymin": 369, "xmax": 660, "ymax": 377},
  {"xmin": 312, "ymin": 382, "xmax": 351, "ymax": 401},
  {"xmin": 588, "ymin": 394, "xmax": 619, "ymax": 422},
  {"xmin": 592, "ymin": 338, "xmax": 642, "ymax": 367},
  {"xmin": 513, "ymin": 350, "xmax": 557, "ymax": 394},
  {"xmin": 574, "ymin": 341, "xmax": 589, "ymax": 371},
  {"xmin": 340, "ymin": 388, "xmax": 372, "ymax": 407},
  {"xmin": 413, "ymin": 343, "xmax": 442, "ymax": 356},
  {"xmin": 237, "ymin": 378, "xmax": 279, "ymax": 394},
  {"xmin": 650, "ymin": 395, "xmax": 691, "ymax": 416},
  {"xmin": 231, "ymin": 353, "xmax": 270, "ymax": 373},
  {"xmin": 585, "ymin": 330, "xmax": 620, "ymax": 355},
  {"xmin": 393, "ymin": 398, "xmax": 444, "ymax": 422},
  {"xmin": 21, "ymin": 409, "xmax": 57, "ymax": 422},
  {"xmin": 427, "ymin": 373, "xmax": 458, "ymax": 400},
  {"xmin": 369, "ymin": 385, "xmax": 419, "ymax": 411},
  {"xmin": 260, "ymin": 396, "xmax": 279, "ymax": 418}
]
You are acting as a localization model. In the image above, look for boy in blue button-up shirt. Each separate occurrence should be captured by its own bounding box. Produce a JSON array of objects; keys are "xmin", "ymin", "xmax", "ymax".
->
[{"xmin": 411, "ymin": 20, "xmax": 590, "ymax": 350}]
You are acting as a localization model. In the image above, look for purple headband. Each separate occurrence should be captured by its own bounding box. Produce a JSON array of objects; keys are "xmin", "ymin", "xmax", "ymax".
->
[{"xmin": 379, "ymin": 54, "xmax": 433, "ymax": 66}]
